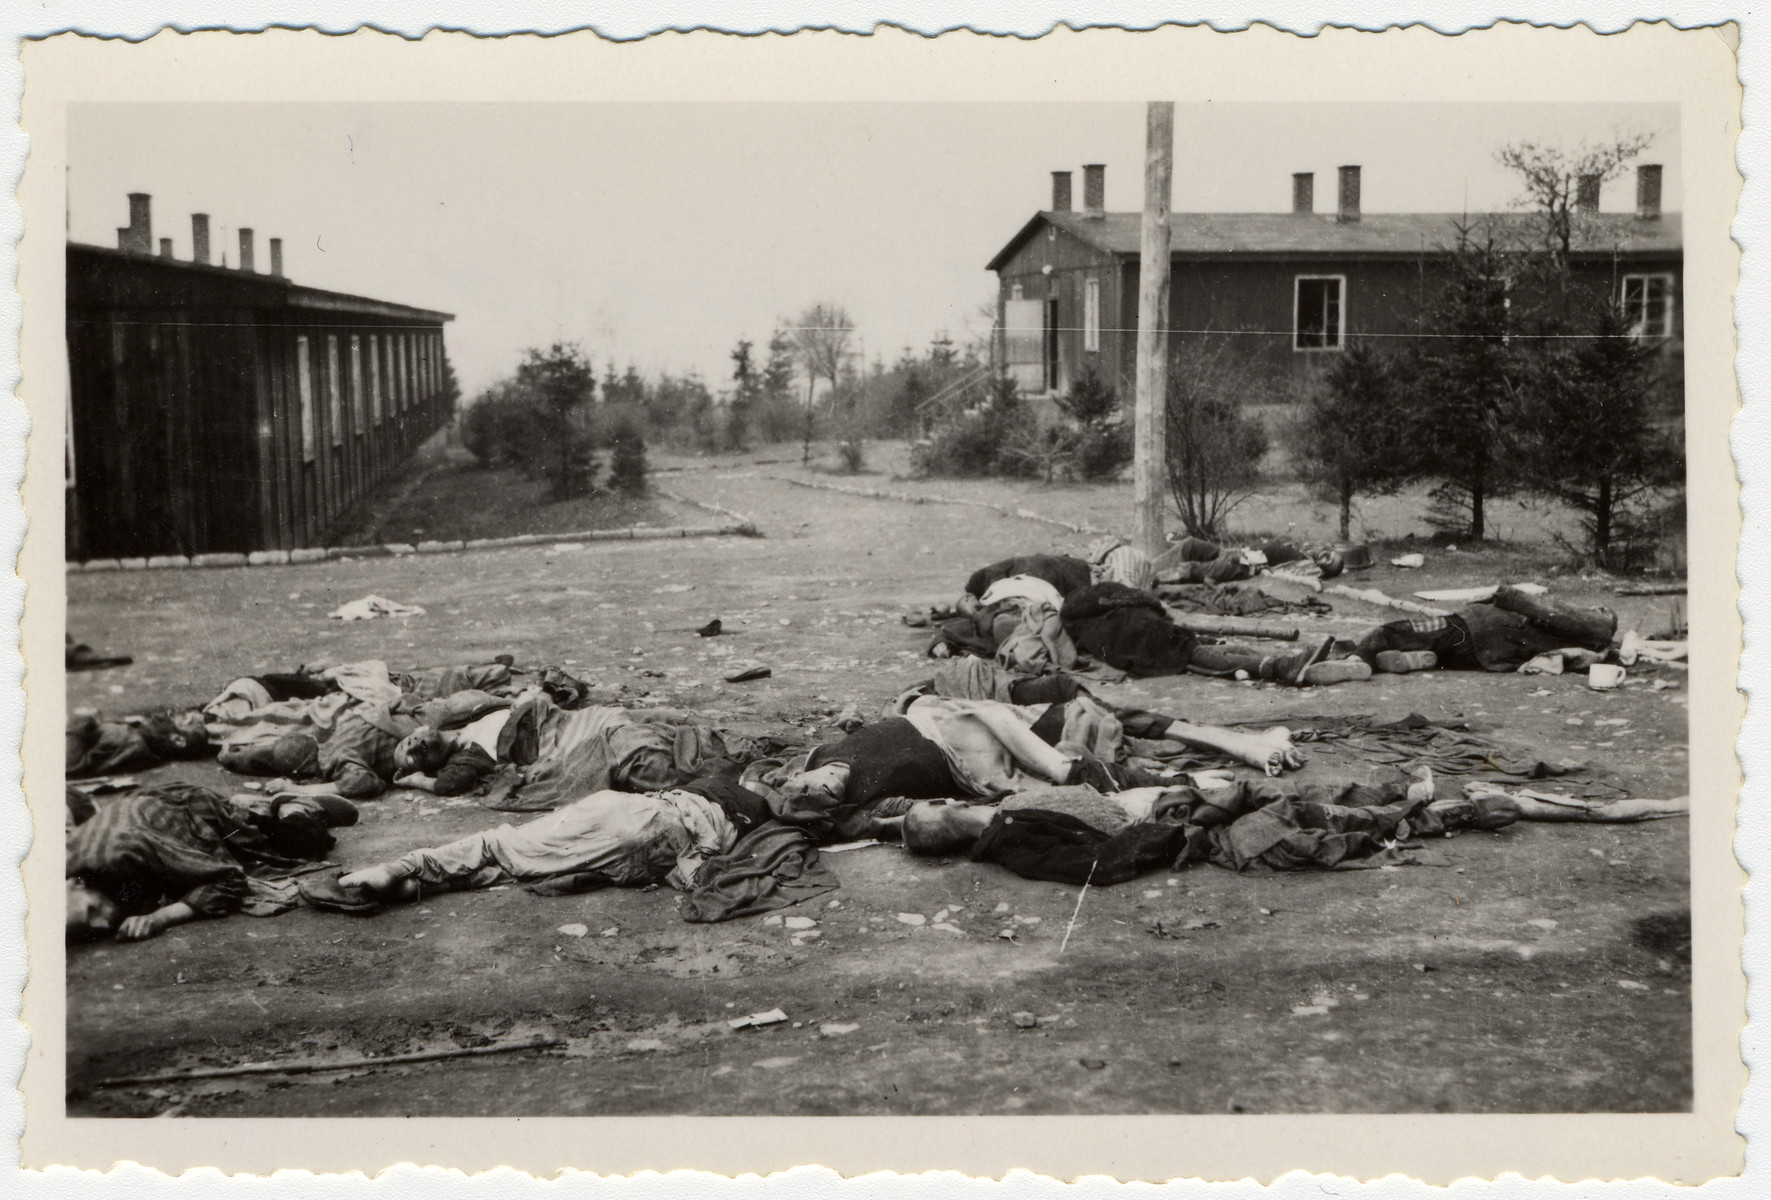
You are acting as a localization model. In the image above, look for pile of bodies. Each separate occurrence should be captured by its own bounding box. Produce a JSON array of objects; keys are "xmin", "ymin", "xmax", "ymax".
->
[
  {"xmin": 927, "ymin": 540, "xmax": 1646, "ymax": 684},
  {"xmin": 65, "ymin": 546, "xmax": 1687, "ymax": 945}
]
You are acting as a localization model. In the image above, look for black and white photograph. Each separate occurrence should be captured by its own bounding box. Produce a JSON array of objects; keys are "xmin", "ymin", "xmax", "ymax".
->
[{"xmin": 15, "ymin": 22, "xmax": 1747, "ymax": 1184}]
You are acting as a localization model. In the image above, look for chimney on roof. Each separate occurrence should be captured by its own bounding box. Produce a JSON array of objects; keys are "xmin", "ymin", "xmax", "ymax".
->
[
  {"xmin": 116, "ymin": 227, "xmax": 129, "ymax": 250},
  {"xmin": 239, "ymin": 228, "xmax": 255, "ymax": 273},
  {"xmin": 1635, "ymin": 163, "xmax": 1663, "ymax": 219},
  {"xmin": 159, "ymin": 238, "xmax": 173, "ymax": 258},
  {"xmin": 269, "ymin": 238, "xmax": 284, "ymax": 278},
  {"xmin": 1576, "ymin": 174, "xmax": 1602, "ymax": 214},
  {"xmin": 1337, "ymin": 165, "xmax": 1361, "ymax": 223},
  {"xmin": 1051, "ymin": 171, "xmax": 1073, "ymax": 213},
  {"xmin": 1292, "ymin": 172, "xmax": 1314, "ymax": 215},
  {"xmin": 125, "ymin": 193, "xmax": 152, "ymax": 254},
  {"xmin": 1082, "ymin": 163, "xmax": 1105, "ymax": 218},
  {"xmin": 192, "ymin": 214, "xmax": 210, "ymax": 265}
]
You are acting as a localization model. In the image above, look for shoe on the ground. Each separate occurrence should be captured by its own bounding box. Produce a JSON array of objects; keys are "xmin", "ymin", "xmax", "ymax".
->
[
  {"xmin": 1426, "ymin": 794, "xmax": 1523, "ymax": 833},
  {"xmin": 1267, "ymin": 635, "xmax": 1336, "ymax": 685},
  {"xmin": 1298, "ymin": 658, "xmax": 1372, "ymax": 686},
  {"xmin": 298, "ymin": 875, "xmax": 384, "ymax": 915},
  {"xmin": 1407, "ymin": 766, "xmax": 1436, "ymax": 804},
  {"xmin": 1376, "ymin": 650, "xmax": 1438, "ymax": 673}
]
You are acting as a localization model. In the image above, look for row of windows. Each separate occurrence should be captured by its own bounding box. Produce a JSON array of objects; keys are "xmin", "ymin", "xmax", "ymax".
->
[
  {"xmin": 293, "ymin": 330, "xmax": 443, "ymax": 463},
  {"xmin": 1007, "ymin": 270, "xmax": 1675, "ymax": 394},
  {"xmin": 1015, "ymin": 272, "xmax": 1678, "ymax": 353},
  {"xmin": 1293, "ymin": 273, "xmax": 1676, "ymax": 352}
]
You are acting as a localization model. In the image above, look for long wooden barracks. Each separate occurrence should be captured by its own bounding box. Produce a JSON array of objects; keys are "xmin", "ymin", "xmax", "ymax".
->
[
  {"xmin": 67, "ymin": 194, "xmax": 455, "ymax": 561},
  {"xmin": 987, "ymin": 163, "xmax": 1683, "ymax": 401}
]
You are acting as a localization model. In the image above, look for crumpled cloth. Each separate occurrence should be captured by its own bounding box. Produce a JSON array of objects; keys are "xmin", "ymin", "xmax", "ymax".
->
[
  {"xmin": 1159, "ymin": 582, "xmax": 1333, "ymax": 618},
  {"xmin": 932, "ymin": 657, "xmax": 1020, "ymax": 703},
  {"xmin": 996, "ymin": 601, "xmax": 1078, "ymax": 675},
  {"xmin": 1001, "ymin": 785, "xmax": 1136, "ymax": 835},
  {"xmin": 1087, "ymin": 539, "xmax": 1158, "ymax": 591},
  {"xmin": 1257, "ymin": 712, "xmax": 1616, "ymax": 793},
  {"xmin": 679, "ymin": 821, "xmax": 839, "ymax": 923},
  {"xmin": 966, "ymin": 554, "xmax": 1092, "ymax": 601},
  {"xmin": 970, "ymin": 807, "xmax": 1190, "ymax": 886},
  {"xmin": 978, "ymin": 574, "xmax": 1067, "ymax": 613},
  {"xmin": 330, "ymin": 594, "xmax": 427, "ymax": 621}
]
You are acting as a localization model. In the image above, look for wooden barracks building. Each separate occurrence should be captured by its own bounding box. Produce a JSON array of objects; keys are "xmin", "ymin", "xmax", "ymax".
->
[
  {"xmin": 67, "ymin": 194, "xmax": 455, "ymax": 561},
  {"xmin": 987, "ymin": 162, "xmax": 1683, "ymax": 402}
]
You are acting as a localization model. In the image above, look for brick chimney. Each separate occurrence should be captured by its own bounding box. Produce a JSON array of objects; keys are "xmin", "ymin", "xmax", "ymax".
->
[
  {"xmin": 1051, "ymin": 171, "xmax": 1073, "ymax": 213},
  {"xmin": 159, "ymin": 238, "xmax": 173, "ymax": 258},
  {"xmin": 116, "ymin": 227, "xmax": 130, "ymax": 251},
  {"xmin": 1576, "ymin": 174, "xmax": 1602, "ymax": 214},
  {"xmin": 239, "ymin": 228, "xmax": 255, "ymax": 273},
  {"xmin": 269, "ymin": 238, "xmax": 284, "ymax": 278},
  {"xmin": 1082, "ymin": 163, "xmax": 1105, "ymax": 218},
  {"xmin": 1292, "ymin": 172, "xmax": 1314, "ymax": 215},
  {"xmin": 192, "ymin": 214, "xmax": 211, "ymax": 265},
  {"xmin": 125, "ymin": 193, "xmax": 152, "ymax": 253},
  {"xmin": 1337, "ymin": 165, "xmax": 1361, "ymax": 223},
  {"xmin": 1635, "ymin": 164, "xmax": 1663, "ymax": 219}
]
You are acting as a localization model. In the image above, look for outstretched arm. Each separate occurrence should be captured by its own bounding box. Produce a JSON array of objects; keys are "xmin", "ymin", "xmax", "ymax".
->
[
  {"xmin": 116, "ymin": 900, "xmax": 199, "ymax": 942},
  {"xmin": 1160, "ymin": 721, "xmax": 1303, "ymax": 777}
]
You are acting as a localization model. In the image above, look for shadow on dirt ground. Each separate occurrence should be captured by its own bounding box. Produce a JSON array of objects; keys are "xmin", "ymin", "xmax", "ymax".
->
[{"xmin": 65, "ymin": 446, "xmax": 1691, "ymax": 1116}]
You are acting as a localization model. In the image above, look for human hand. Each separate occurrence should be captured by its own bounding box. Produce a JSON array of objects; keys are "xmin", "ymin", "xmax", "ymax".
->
[{"xmin": 116, "ymin": 913, "xmax": 163, "ymax": 941}]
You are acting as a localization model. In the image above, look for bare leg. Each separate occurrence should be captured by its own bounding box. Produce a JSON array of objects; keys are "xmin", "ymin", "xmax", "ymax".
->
[
  {"xmin": 866, "ymin": 815, "xmax": 905, "ymax": 840},
  {"xmin": 337, "ymin": 862, "xmax": 421, "ymax": 901},
  {"xmin": 953, "ymin": 704, "xmax": 1077, "ymax": 783},
  {"xmin": 1161, "ymin": 721, "xmax": 1303, "ymax": 776}
]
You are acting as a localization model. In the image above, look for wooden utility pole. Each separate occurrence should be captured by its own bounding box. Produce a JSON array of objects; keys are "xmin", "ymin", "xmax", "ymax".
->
[{"xmin": 1134, "ymin": 101, "xmax": 1174, "ymax": 560}]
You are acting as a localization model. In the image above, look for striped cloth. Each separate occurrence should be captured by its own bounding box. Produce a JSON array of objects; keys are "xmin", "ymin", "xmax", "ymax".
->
[
  {"xmin": 66, "ymin": 784, "xmax": 309, "ymax": 917},
  {"xmin": 1087, "ymin": 538, "xmax": 1156, "ymax": 592}
]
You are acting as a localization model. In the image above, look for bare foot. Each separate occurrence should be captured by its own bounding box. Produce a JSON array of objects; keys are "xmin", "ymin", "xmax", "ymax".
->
[
  {"xmin": 337, "ymin": 864, "xmax": 417, "ymax": 900},
  {"xmin": 1228, "ymin": 726, "xmax": 1303, "ymax": 776}
]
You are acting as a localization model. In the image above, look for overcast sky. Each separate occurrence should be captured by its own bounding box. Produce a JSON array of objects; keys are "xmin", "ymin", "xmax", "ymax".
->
[{"xmin": 69, "ymin": 102, "xmax": 1680, "ymax": 397}]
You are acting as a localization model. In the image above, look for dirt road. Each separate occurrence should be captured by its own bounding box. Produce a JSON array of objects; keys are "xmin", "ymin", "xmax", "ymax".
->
[{"xmin": 65, "ymin": 453, "xmax": 1692, "ymax": 1116}]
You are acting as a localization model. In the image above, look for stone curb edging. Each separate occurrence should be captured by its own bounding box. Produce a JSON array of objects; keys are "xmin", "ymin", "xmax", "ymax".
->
[
  {"xmin": 762, "ymin": 473, "xmax": 1119, "ymax": 539},
  {"xmin": 68, "ymin": 521, "xmax": 762, "ymax": 573},
  {"xmin": 651, "ymin": 487, "xmax": 760, "ymax": 532}
]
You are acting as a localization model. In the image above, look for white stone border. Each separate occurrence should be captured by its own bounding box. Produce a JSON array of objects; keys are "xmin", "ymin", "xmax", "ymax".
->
[
  {"xmin": 764, "ymin": 473, "xmax": 1118, "ymax": 539},
  {"xmin": 67, "ymin": 520, "xmax": 762, "ymax": 572}
]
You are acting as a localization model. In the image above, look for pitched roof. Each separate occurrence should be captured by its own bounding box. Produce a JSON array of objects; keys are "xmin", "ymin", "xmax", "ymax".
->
[
  {"xmin": 68, "ymin": 242, "xmax": 455, "ymax": 323},
  {"xmin": 986, "ymin": 209, "xmax": 1682, "ymax": 270}
]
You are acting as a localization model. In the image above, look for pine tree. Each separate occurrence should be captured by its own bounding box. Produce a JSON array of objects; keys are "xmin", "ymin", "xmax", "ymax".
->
[
  {"xmin": 1393, "ymin": 226, "xmax": 1519, "ymax": 540},
  {"xmin": 1515, "ymin": 299, "xmax": 1679, "ymax": 566},
  {"xmin": 513, "ymin": 343, "xmax": 598, "ymax": 501},
  {"xmin": 1289, "ymin": 341, "xmax": 1409, "ymax": 539},
  {"xmin": 728, "ymin": 338, "xmax": 761, "ymax": 451},
  {"xmin": 1055, "ymin": 367, "xmax": 1131, "ymax": 481},
  {"xmin": 608, "ymin": 413, "xmax": 649, "ymax": 496}
]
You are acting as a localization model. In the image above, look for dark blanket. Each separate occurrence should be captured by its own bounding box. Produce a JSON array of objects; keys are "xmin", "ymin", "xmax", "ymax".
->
[
  {"xmin": 679, "ymin": 821, "xmax": 839, "ymax": 923},
  {"xmin": 970, "ymin": 808, "xmax": 1192, "ymax": 886},
  {"xmin": 1060, "ymin": 582, "xmax": 1195, "ymax": 677},
  {"xmin": 680, "ymin": 772, "xmax": 776, "ymax": 838},
  {"xmin": 807, "ymin": 719, "xmax": 959, "ymax": 808},
  {"xmin": 777, "ymin": 719, "xmax": 962, "ymax": 842},
  {"xmin": 966, "ymin": 554, "xmax": 1092, "ymax": 600},
  {"xmin": 1458, "ymin": 605, "xmax": 1574, "ymax": 671}
]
